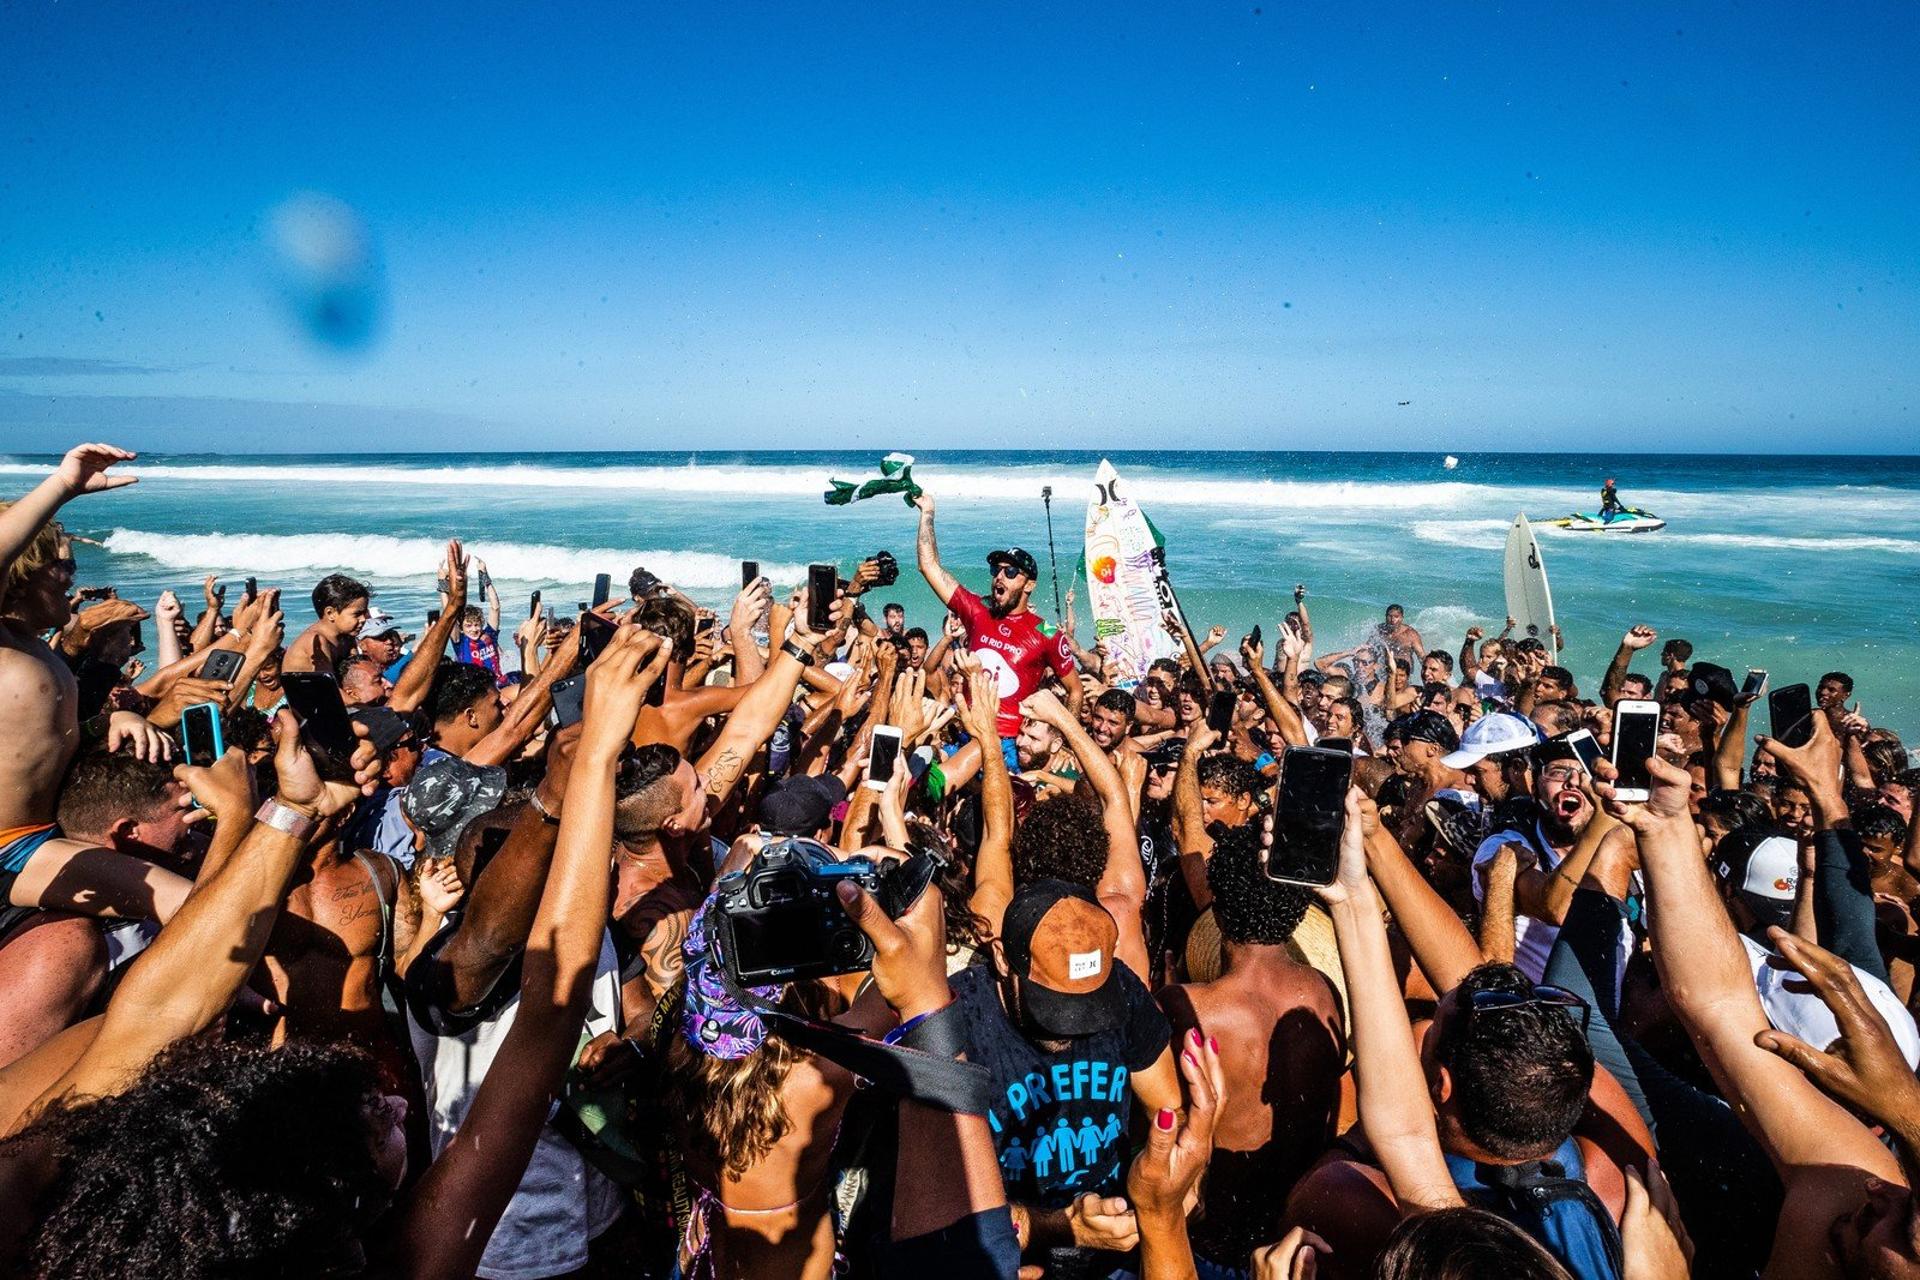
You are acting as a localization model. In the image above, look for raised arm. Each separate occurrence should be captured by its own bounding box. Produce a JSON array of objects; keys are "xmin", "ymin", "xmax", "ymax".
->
[
  {"xmin": 1243, "ymin": 635, "xmax": 1310, "ymax": 748},
  {"xmin": 1358, "ymin": 798, "xmax": 1486, "ymax": 994},
  {"xmin": 1, "ymin": 713, "xmax": 377, "ymax": 1130},
  {"xmin": 394, "ymin": 625, "xmax": 665, "ymax": 1280},
  {"xmin": 1320, "ymin": 789, "xmax": 1463, "ymax": 1212},
  {"xmin": 1600, "ymin": 625, "xmax": 1657, "ymax": 706},
  {"xmin": 696, "ymin": 596, "xmax": 842, "ymax": 807},
  {"xmin": 955, "ymin": 665, "xmax": 1015, "ymax": 936},
  {"xmin": 390, "ymin": 541, "xmax": 469, "ymax": 714},
  {"xmin": 913, "ymin": 492, "xmax": 960, "ymax": 606},
  {"xmin": 474, "ymin": 557, "xmax": 501, "ymax": 631},
  {"xmin": 0, "ymin": 445, "xmax": 136, "ymax": 591},
  {"xmin": 1023, "ymin": 688, "xmax": 1148, "ymax": 976},
  {"xmin": 1172, "ymin": 723, "xmax": 1216, "ymax": 911}
]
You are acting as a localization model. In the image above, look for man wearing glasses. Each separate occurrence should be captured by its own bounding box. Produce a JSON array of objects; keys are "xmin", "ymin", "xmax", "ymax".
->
[
  {"xmin": 912, "ymin": 491, "xmax": 1084, "ymax": 759},
  {"xmin": 1467, "ymin": 739, "xmax": 1600, "ymax": 981}
]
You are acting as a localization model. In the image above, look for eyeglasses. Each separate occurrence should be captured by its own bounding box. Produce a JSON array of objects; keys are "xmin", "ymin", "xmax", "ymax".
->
[
  {"xmin": 1541, "ymin": 766, "xmax": 1583, "ymax": 785},
  {"xmin": 991, "ymin": 564, "xmax": 1025, "ymax": 581},
  {"xmin": 1467, "ymin": 983, "xmax": 1591, "ymax": 1035}
]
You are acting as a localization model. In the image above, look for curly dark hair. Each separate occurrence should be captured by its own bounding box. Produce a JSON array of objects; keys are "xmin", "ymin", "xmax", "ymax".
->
[
  {"xmin": 425, "ymin": 660, "xmax": 496, "ymax": 727},
  {"xmin": 634, "ymin": 596, "xmax": 696, "ymax": 665},
  {"xmin": 1700, "ymin": 787, "xmax": 1772, "ymax": 834},
  {"xmin": 1374, "ymin": 1207, "xmax": 1570, "ymax": 1280},
  {"xmin": 1197, "ymin": 753, "xmax": 1263, "ymax": 802},
  {"xmin": 1011, "ymin": 791, "xmax": 1108, "ymax": 891},
  {"xmin": 1436, "ymin": 963, "xmax": 1593, "ymax": 1161},
  {"xmin": 1856, "ymin": 804, "xmax": 1908, "ymax": 844},
  {"xmin": 310, "ymin": 573, "xmax": 370, "ymax": 618},
  {"xmin": 1206, "ymin": 825, "xmax": 1310, "ymax": 946},
  {"xmin": 10, "ymin": 1036, "xmax": 391, "ymax": 1279},
  {"xmin": 1094, "ymin": 687, "xmax": 1135, "ymax": 718}
]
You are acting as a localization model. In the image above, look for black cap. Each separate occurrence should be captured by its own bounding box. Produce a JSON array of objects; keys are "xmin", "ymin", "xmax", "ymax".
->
[
  {"xmin": 1144, "ymin": 738, "xmax": 1187, "ymax": 769},
  {"xmin": 755, "ymin": 775, "xmax": 848, "ymax": 835},
  {"xmin": 986, "ymin": 548, "xmax": 1040, "ymax": 580},
  {"xmin": 628, "ymin": 567, "xmax": 665, "ymax": 599},
  {"xmin": 1689, "ymin": 662, "xmax": 1739, "ymax": 712},
  {"xmin": 1388, "ymin": 709, "xmax": 1460, "ymax": 753},
  {"xmin": 350, "ymin": 705, "xmax": 414, "ymax": 753},
  {"xmin": 1000, "ymin": 880, "xmax": 1128, "ymax": 1038}
]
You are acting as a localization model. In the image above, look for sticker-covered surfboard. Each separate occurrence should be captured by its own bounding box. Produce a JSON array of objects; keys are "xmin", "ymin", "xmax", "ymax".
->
[
  {"xmin": 1503, "ymin": 513, "xmax": 1558, "ymax": 646},
  {"xmin": 1084, "ymin": 460, "xmax": 1183, "ymax": 689}
]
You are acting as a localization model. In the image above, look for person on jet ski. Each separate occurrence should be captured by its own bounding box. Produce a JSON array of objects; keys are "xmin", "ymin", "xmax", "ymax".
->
[{"xmin": 1600, "ymin": 477, "xmax": 1623, "ymax": 521}]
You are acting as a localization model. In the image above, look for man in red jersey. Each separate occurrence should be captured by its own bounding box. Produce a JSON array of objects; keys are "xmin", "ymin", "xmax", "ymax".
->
[{"xmin": 913, "ymin": 492, "xmax": 1084, "ymax": 756}]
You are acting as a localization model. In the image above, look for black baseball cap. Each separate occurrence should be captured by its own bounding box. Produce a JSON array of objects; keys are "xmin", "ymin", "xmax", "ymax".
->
[
  {"xmin": 1000, "ymin": 880, "xmax": 1127, "ymax": 1037},
  {"xmin": 755, "ymin": 775, "xmax": 848, "ymax": 835},
  {"xmin": 350, "ymin": 705, "xmax": 415, "ymax": 754},
  {"xmin": 1688, "ymin": 662, "xmax": 1739, "ymax": 712},
  {"xmin": 1144, "ymin": 738, "xmax": 1187, "ymax": 770},
  {"xmin": 986, "ymin": 548, "xmax": 1040, "ymax": 580},
  {"xmin": 1388, "ymin": 710, "xmax": 1459, "ymax": 753}
]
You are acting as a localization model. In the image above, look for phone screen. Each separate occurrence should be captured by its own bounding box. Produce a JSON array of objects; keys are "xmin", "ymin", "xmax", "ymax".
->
[
  {"xmin": 578, "ymin": 611, "xmax": 617, "ymax": 665},
  {"xmin": 1770, "ymin": 683, "xmax": 1815, "ymax": 748},
  {"xmin": 179, "ymin": 702, "xmax": 224, "ymax": 768},
  {"xmin": 1269, "ymin": 747, "xmax": 1351, "ymax": 886},
  {"xmin": 592, "ymin": 573, "xmax": 612, "ymax": 608},
  {"xmin": 1742, "ymin": 668, "xmax": 1767, "ymax": 698},
  {"xmin": 1560, "ymin": 730, "xmax": 1604, "ymax": 777},
  {"xmin": 807, "ymin": 564, "xmax": 836, "ymax": 631},
  {"xmin": 281, "ymin": 671, "xmax": 356, "ymax": 764},
  {"xmin": 868, "ymin": 727, "xmax": 903, "ymax": 790},
  {"xmin": 1612, "ymin": 706, "xmax": 1660, "ymax": 794},
  {"xmin": 742, "ymin": 560, "xmax": 760, "ymax": 589},
  {"xmin": 1206, "ymin": 688, "xmax": 1236, "ymax": 734}
]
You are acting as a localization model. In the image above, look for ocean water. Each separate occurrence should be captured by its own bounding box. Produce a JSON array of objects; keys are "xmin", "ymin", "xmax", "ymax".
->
[{"xmin": 6, "ymin": 449, "xmax": 1919, "ymax": 736}]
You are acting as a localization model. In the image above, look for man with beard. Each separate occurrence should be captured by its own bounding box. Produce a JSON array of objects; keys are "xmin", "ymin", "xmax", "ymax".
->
[
  {"xmin": 1469, "ymin": 738, "xmax": 1596, "ymax": 980},
  {"xmin": 912, "ymin": 491, "xmax": 1083, "ymax": 752}
]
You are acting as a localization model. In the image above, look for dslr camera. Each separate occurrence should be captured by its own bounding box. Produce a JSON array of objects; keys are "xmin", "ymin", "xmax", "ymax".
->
[
  {"xmin": 867, "ymin": 550, "xmax": 899, "ymax": 589},
  {"xmin": 711, "ymin": 837, "xmax": 935, "ymax": 985}
]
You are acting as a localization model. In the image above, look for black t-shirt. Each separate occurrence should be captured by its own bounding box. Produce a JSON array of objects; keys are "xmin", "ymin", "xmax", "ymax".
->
[{"xmin": 949, "ymin": 956, "xmax": 1171, "ymax": 1209}]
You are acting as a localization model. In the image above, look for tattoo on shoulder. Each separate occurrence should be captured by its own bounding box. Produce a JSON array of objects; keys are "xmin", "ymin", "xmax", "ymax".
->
[{"xmin": 642, "ymin": 910, "xmax": 690, "ymax": 995}]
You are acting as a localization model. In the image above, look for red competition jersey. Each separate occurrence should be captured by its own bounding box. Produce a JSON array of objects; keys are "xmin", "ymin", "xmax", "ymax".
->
[{"xmin": 948, "ymin": 585, "xmax": 1075, "ymax": 737}]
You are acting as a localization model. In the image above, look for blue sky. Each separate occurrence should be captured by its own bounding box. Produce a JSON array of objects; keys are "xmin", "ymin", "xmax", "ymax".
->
[{"xmin": 2, "ymin": 2, "xmax": 1915, "ymax": 453}]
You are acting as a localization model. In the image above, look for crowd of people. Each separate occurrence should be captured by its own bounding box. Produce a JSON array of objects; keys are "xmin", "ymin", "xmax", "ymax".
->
[{"xmin": 1, "ymin": 442, "xmax": 1918, "ymax": 1280}]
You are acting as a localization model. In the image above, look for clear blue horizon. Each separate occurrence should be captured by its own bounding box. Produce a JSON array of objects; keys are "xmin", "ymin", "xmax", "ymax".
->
[{"xmin": 3, "ymin": 2, "xmax": 1915, "ymax": 453}]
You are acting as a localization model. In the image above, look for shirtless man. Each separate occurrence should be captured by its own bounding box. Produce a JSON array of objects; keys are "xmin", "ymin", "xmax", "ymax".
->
[
  {"xmin": 1158, "ymin": 824, "xmax": 1343, "ymax": 1273},
  {"xmin": 0, "ymin": 444, "xmax": 188, "ymax": 924},
  {"xmin": 628, "ymin": 581, "xmax": 770, "ymax": 755},
  {"xmin": 1377, "ymin": 604, "xmax": 1424, "ymax": 659}
]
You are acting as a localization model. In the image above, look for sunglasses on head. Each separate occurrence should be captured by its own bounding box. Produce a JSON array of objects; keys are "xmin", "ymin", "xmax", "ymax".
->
[{"xmin": 1467, "ymin": 983, "xmax": 1591, "ymax": 1034}]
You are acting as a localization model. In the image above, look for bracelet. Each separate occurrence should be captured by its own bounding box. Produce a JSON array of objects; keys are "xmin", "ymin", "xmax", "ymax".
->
[
  {"xmin": 528, "ymin": 788, "xmax": 562, "ymax": 825},
  {"xmin": 255, "ymin": 799, "xmax": 319, "ymax": 840},
  {"xmin": 780, "ymin": 639, "xmax": 816, "ymax": 668}
]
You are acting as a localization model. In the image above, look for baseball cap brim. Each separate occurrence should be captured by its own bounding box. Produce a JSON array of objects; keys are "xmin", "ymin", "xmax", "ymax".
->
[
  {"xmin": 1440, "ymin": 744, "xmax": 1494, "ymax": 769},
  {"xmin": 1020, "ymin": 967, "xmax": 1128, "ymax": 1038}
]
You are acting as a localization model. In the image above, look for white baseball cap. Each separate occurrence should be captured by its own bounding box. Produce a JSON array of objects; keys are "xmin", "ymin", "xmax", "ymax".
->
[
  {"xmin": 1440, "ymin": 712, "xmax": 1543, "ymax": 770},
  {"xmin": 1738, "ymin": 933, "xmax": 1920, "ymax": 1069}
]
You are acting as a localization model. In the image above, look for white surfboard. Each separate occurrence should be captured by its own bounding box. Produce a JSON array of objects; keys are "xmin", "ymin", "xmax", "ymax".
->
[
  {"xmin": 1084, "ymin": 460, "xmax": 1183, "ymax": 689},
  {"xmin": 1503, "ymin": 513, "xmax": 1557, "ymax": 646}
]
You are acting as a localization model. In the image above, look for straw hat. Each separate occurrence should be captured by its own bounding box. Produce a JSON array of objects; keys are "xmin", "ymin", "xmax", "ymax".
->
[{"xmin": 1184, "ymin": 902, "xmax": 1349, "ymax": 1028}]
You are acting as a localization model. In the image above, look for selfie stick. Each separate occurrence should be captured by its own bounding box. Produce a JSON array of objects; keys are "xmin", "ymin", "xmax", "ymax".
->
[{"xmin": 1041, "ymin": 485, "xmax": 1063, "ymax": 618}]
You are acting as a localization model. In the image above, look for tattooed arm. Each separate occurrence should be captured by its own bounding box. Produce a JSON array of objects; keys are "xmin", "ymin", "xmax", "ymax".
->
[{"xmin": 694, "ymin": 598, "xmax": 826, "ymax": 808}]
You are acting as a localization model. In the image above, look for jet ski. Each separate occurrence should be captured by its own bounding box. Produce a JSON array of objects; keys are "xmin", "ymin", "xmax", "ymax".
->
[{"xmin": 1550, "ymin": 508, "xmax": 1666, "ymax": 534}]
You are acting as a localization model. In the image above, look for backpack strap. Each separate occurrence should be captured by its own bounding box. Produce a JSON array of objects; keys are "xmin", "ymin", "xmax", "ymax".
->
[{"xmin": 1475, "ymin": 1155, "xmax": 1625, "ymax": 1280}]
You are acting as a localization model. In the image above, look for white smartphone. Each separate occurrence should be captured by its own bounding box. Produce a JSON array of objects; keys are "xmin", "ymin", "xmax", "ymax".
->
[
  {"xmin": 1742, "ymin": 668, "xmax": 1769, "ymax": 700},
  {"xmin": 1559, "ymin": 728, "xmax": 1603, "ymax": 779},
  {"xmin": 866, "ymin": 725, "xmax": 904, "ymax": 793},
  {"xmin": 1610, "ymin": 699, "xmax": 1661, "ymax": 803}
]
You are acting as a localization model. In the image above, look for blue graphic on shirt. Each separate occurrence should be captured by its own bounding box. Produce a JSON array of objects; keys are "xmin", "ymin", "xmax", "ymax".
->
[{"xmin": 984, "ymin": 1059, "xmax": 1130, "ymax": 1199}]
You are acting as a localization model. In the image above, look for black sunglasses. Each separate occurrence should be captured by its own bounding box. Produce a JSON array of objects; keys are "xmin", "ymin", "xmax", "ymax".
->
[
  {"xmin": 1467, "ymin": 983, "xmax": 1591, "ymax": 1035},
  {"xmin": 991, "ymin": 564, "xmax": 1026, "ymax": 581}
]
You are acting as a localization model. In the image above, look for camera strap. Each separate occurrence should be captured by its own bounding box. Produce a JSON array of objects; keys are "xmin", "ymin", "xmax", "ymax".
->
[{"xmin": 711, "ymin": 966, "xmax": 995, "ymax": 1115}]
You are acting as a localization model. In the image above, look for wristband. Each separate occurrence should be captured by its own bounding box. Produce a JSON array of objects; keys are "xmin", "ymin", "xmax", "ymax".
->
[
  {"xmin": 781, "ymin": 639, "xmax": 816, "ymax": 668},
  {"xmin": 892, "ymin": 998, "xmax": 968, "ymax": 1059},
  {"xmin": 528, "ymin": 788, "xmax": 562, "ymax": 825},
  {"xmin": 255, "ymin": 799, "xmax": 319, "ymax": 840}
]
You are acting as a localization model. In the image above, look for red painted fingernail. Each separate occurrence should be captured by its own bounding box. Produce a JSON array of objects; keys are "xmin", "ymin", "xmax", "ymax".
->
[
  {"xmin": 1189, "ymin": 1028, "xmax": 1203, "ymax": 1045},
  {"xmin": 1208, "ymin": 1036, "xmax": 1219, "ymax": 1053},
  {"xmin": 1156, "ymin": 1108, "xmax": 1176, "ymax": 1131},
  {"xmin": 1182, "ymin": 1049, "xmax": 1198, "ymax": 1068}
]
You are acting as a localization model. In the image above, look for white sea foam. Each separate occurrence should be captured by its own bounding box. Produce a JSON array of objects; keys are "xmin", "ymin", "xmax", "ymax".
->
[
  {"xmin": 101, "ymin": 529, "xmax": 806, "ymax": 589},
  {"xmin": 1409, "ymin": 519, "xmax": 1510, "ymax": 551},
  {"xmin": 1408, "ymin": 603, "xmax": 1487, "ymax": 634},
  {"xmin": 1664, "ymin": 532, "xmax": 1920, "ymax": 555}
]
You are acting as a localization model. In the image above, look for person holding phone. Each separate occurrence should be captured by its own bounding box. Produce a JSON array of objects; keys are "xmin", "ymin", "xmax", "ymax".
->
[
  {"xmin": 911, "ymin": 490, "xmax": 1083, "ymax": 762},
  {"xmin": 452, "ymin": 556, "xmax": 506, "ymax": 685}
]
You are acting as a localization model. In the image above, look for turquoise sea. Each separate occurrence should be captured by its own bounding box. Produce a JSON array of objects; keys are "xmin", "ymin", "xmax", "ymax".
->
[{"xmin": 6, "ymin": 450, "xmax": 1918, "ymax": 740}]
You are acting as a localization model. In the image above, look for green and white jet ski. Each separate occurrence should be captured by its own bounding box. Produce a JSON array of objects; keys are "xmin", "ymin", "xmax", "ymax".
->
[{"xmin": 1550, "ymin": 508, "xmax": 1666, "ymax": 534}]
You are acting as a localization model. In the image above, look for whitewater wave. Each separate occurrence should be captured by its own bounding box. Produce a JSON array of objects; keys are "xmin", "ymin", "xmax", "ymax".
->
[
  {"xmin": 1410, "ymin": 519, "xmax": 1510, "ymax": 551},
  {"xmin": 100, "ymin": 529, "xmax": 807, "ymax": 589},
  {"xmin": 0, "ymin": 460, "xmax": 1515, "ymax": 512},
  {"xmin": 1664, "ymin": 532, "xmax": 1920, "ymax": 555}
]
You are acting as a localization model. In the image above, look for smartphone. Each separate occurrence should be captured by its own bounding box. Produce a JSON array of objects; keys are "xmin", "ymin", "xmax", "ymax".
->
[
  {"xmin": 1206, "ymin": 688, "xmax": 1236, "ymax": 734},
  {"xmin": 178, "ymin": 701, "xmax": 225, "ymax": 768},
  {"xmin": 1558, "ymin": 728, "xmax": 1604, "ymax": 778},
  {"xmin": 130, "ymin": 621, "xmax": 143, "ymax": 654},
  {"xmin": 742, "ymin": 560, "xmax": 760, "ymax": 589},
  {"xmin": 1268, "ymin": 747, "xmax": 1352, "ymax": 886},
  {"xmin": 548, "ymin": 673, "xmax": 586, "ymax": 729},
  {"xmin": 578, "ymin": 611, "xmax": 617, "ymax": 665},
  {"xmin": 1769, "ymin": 683, "xmax": 1815, "ymax": 749},
  {"xmin": 243, "ymin": 576, "xmax": 257, "ymax": 603},
  {"xmin": 1742, "ymin": 668, "xmax": 1769, "ymax": 700},
  {"xmin": 867, "ymin": 724, "xmax": 904, "ymax": 792},
  {"xmin": 1249, "ymin": 623, "xmax": 1262, "ymax": 649},
  {"xmin": 436, "ymin": 575, "xmax": 451, "ymax": 596},
  {"xmin": 529, "ymin": 589, "xmax": 542, "ymax": 616},
  {"xmin": 198, "ymin": 648, "xmax": 244, "ymax": 683},
  {"xmin": 428, "ymin": 609, "xmax": 442, "ymax": 625},
  {"xmin": 807, "ymin": 564, "xmax": 836, "ymax": 631},
  {"xmin": 1317, "ymin": 737, "xmax": 1352, "ymax": 754},
  {"xmin": 1610, "ymin": 699, "xmax": 1661, "ymax": 803},
  {"xmin": 591, "ymin": 573, "xmax": 612, "ymax": 609},
  {"xmin": 280, "ymin": 671, "xmax": 357, "ymax": 774}
]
